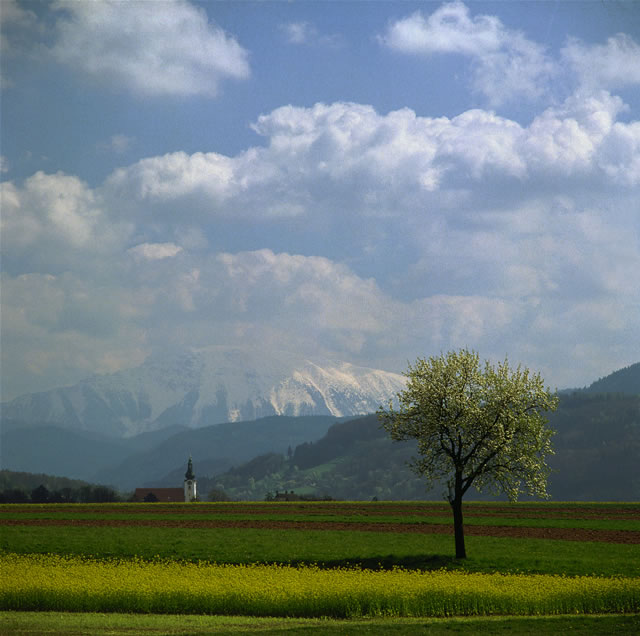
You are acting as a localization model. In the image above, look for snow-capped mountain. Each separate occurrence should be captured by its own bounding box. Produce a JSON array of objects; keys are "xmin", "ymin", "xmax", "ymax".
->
[{"xmin": 1, "ymin": 347, "xmax": 406, "ymax": 437}]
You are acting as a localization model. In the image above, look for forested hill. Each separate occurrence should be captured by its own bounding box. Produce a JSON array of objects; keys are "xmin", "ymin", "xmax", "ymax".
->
[
  {"xmin": 584, "ymin": 362, "xmax": 640, "ymax": 395},
  {"xmin": 0, "ymin": 470, "xmax": 120, "ymax": 503},
  {"xmin": 205, "ymin": 391, "xmax": 640, "ymax": 502}
]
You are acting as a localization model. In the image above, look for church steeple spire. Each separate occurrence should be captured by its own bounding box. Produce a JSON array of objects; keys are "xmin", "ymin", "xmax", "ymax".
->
[
  {"xmin": 184, "ymin": 456, "xmax": 197, "ymax": 502},
  {"xmin": 185, "ymin": 455, "xmax": 195, "ymax": 480}
]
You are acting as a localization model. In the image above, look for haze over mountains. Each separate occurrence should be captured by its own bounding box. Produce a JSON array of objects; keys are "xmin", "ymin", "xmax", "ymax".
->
[
  {"xmin": 1, "ymin": 347, "xmax": 406, "ymax": 438},
  {"xmin": 1, "ymin": 358, "xmax": 637, "ymax": 499}
]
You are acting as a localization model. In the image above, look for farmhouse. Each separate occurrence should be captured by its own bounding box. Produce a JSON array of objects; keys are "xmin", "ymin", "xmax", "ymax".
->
[{"xmin": 133, "ymin": 457, "xmax": 197, "ymax": 503}]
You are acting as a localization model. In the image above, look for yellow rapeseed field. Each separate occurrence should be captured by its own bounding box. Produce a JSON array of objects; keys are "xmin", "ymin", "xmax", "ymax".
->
[{"xmin": 1, "ymin": 553, "xmax": 638, "ymax": 618}]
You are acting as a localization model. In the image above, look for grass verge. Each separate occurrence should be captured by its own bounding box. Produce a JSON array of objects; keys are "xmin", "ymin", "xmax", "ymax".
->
[{"xmin": 1, "ymin": 611, "xmax": 639, "ymax": 635}]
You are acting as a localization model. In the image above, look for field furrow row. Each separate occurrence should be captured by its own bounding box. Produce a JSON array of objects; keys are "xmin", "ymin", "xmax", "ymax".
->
[{"xmin": 2, "ymin": 516, "xmax": 639, "ymax": 544}]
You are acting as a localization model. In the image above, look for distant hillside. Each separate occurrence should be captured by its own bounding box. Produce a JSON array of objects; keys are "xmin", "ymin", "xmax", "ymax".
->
[
  {"xmin": 207, "ymin": 393, "xmax": 640, "ymax": 502},
  {"xmin": 204, "ymin": 414, "xmax": 428, "ymax": 501},
  {"xmin": 1, "ymin": 424, "xmax": 130, "ymax": 483},
  {"xmin": 92, "ymin": 415, "xmax": 340, "ymax": 490},
  {"xmin": 585, "ymin": 363, "xmax": 639, "ymax": 395},
  {"xmin": 1, "ymin": 415, "xmax": 339, "ymax": 490},
  {"xmin": 0, "ymin": 470, "xmax": 93, "ymax": 493},
  {"xmin": 546, "ymin": 392, "xmax": 639, "ymax": 500}
]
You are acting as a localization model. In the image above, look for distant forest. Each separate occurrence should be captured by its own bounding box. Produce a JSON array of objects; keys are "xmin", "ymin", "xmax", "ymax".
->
[
  {"xmin": 0, "ymin": 471, "xmax": 121, "ymax": 503},
  {"xmin": 200, "ymin": 390, "xmax": 639, "ymax": 502}
]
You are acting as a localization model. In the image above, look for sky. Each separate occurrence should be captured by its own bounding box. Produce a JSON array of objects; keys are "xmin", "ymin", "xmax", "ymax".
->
[{"xmin": 1, "ymin": 0, "xmax": 639, "ymax": 401}]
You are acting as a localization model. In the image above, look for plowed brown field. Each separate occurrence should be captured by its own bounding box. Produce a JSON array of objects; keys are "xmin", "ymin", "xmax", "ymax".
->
[
  {"xmin": 6, "ymin": 503, "xmax": 640, "ymax": 519},
  {"xmin": 3, "ymin": 504, "xmax": 639, "ymax": 544}
]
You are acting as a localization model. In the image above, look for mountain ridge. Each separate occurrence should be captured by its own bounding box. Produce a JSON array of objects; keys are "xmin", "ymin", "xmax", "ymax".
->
[{"xmin": 1, "ymin": 347, "xmax": 405, "ymax": 438}]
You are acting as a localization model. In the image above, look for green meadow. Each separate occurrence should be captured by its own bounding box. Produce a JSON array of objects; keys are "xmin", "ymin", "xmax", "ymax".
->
[{"xmin": 1, "ymin": 502, "xmax": 638, "ymax": 633}]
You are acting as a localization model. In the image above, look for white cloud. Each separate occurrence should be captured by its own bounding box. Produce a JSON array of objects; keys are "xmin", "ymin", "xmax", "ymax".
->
[
  {"xmin": 523, "ymin": 91, "xmax": 629, "ymax": 179},
  {"xmin": 0, "ymin": 271, "xmax": 150, "ymax": 398},
  {"xmin": 0, "ymin": 0, "xmax": 42, "ymax": 86},
  {"xmin": 563, "ymin": 33, "xmax": 640, "ymax": 91},
  {"xmin": 3, "ymin": 92, "xmax": 639, "ymax": 397},
  {"xmin": 94, "ymin": 98, "xmax": 640, "ymax": 388},
  {"xmin": 128, "ymin": 242, "xmax": 183, "ymax": 261},
  {"xmin": 98, "ymin": 134, "xmax": 135, "ymax": 154},
  {"xmin": 283, "ymin": 22, "xmax": 312, "ymax": 45},
  {"xmin": 166, "ymin": 249, "xmax": 525, "ymax": 368},
  {"xmin": 101, "ymin": 98, "xmax": 639, "ymax": 387},
  {"xmin": 381, "ymin": 3, "xmax": 503, "ymax": 56},
  {"xmin": 217, "ymin": 249, "xmax": 385, "ymax": 333},
  {"xmin": 4, "ymin": 2, "xmax": 639, "ymax": 403},
  {"xmin": 107, "ymin": 97, "xmax": 640, "ymax": 224},
  {"xmin": 281, "ymin": 21, "xmax": 342, "ymax": 48},
  {"xmin": 0, "ymin": 0, "xmax": 40, "ymax": 48},
  {"xmin": 380, "ymin": 2, "xmax": 554, "ymax": 105},
  {"xmin": 49, "ymin": 0, "xmax": 250, "ymax": 97},
  {"xmin": 0, "ymin": 171, "xmax": 132, "ymax": 272},
  {"xmin": 106, "ymin": 151, "xmax": 235, "ymax": 205},
  {"xmin": 599, "ymin": 121, "xmax": 640, "ymax": 186}
]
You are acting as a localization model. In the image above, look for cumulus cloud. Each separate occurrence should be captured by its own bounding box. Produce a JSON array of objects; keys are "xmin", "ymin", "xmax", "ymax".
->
[
  {"xmin": 4, "ymin": 1, "xmax": 639, "ymax": 402},
  {"xmin": 92, "ymin": 97, "xmax": 640, "ymax": 389},
  {"xmin": 381, "ymin": 2, "xmax": 504, "ymax": 56},
  {"xmin": 106, "ymin": 96, "xmax": 640, "ymax": 225},
  {"xmin": 380, "ymin": 2, "xmax": 555, "ymax": 105},
  {"xmin": 3, "ymin": 89, "xmax": 639, "ymax": 397},
  {"xmin": 563, "ymin": 33, "xmax": 640, "ymax": 91},
  {"xmin": 0, "ymin": 270, "xmax": 150, "ymax": 397},
  {"xmin": 103, "ymin": 98, "xmax": 639, "ymax": 301},
  {"xmin": 381, "ymin": 3, "xmax": 640, "ymax": 108},
  {"xmin": 149, "ymin": 248, "xmax": 527, "ymax": 368},
  {"xmin": 217, "ymin": 249, "xmax": 385, "ymax": 332},
  {"xmin": 106, "ymin": 151, "xmax": 235, "ymax": 207},
  {"xmin": 523, "ymin": 91, "xmax": 631, "ymax": 180},
  {"xmin": 95, "ymin": 97, "xmax": 640, "ymax": 387},
  {"xmin": 0, "ymin": 171, "xmax": 132, "ymax": 273},
  {"xmin": 49, "ymin": 0, "xmax": 249, "ymax": 97}
]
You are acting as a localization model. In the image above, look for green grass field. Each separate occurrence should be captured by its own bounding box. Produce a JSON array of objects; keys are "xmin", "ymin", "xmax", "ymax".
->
[
  {"xmin": 1, "ymin": 501, "xmax": 638, "ymax": 633},
  {"xmin": 2, "ymin": 611, "xmax": 640, "ymax": 635},
  {"xmin": 1, "ymin": 525, "xmax": 639, "ymax": 577}
]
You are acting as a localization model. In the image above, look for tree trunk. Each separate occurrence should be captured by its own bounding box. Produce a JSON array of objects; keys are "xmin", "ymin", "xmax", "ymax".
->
[{"xmin": 449, "ymin": 472, "xmax": 466, "ymax": 559}]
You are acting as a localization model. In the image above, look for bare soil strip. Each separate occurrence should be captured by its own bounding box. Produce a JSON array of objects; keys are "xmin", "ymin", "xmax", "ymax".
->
[
  {"xmin": 5, "ymin": 503, "xmax": 640, "ymax": 520},
  {"xmin": 2, "ymin": 517, "xmax": 638, "ymax": 544}
]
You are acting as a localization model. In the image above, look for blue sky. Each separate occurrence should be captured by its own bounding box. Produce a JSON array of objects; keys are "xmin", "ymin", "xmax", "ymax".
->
[{"xmin": 1, "ymin": 0, "xmax": 639, "ymax": 400}]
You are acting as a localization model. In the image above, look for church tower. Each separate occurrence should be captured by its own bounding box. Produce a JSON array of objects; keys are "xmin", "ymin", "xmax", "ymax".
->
[{"xmin": 184, "ymin": 456, "xmax": 197, "ymax": 502}]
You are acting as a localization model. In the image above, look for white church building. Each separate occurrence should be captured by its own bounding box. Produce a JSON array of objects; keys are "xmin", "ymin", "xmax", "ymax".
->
[{"xmin": 133, "ymin": 457, "xmax": 197, "ymax": 503}]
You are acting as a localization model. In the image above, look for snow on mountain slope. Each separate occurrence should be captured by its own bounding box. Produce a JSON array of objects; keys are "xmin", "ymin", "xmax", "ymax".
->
[{"xmin": 1, "ymin": 347, "xmax": 406, "ymax": 437}]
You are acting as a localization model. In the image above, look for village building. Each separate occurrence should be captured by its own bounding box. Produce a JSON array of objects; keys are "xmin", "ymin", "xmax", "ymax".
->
[{"xmin": 133, "ymin": 457, "xmax": 197, "ymax": 502}]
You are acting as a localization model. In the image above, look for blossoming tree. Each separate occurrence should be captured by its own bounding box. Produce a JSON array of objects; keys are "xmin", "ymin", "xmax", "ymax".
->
[{"xmin": 379, "ymin": 349, "xmax": 558, "ymax": 559}]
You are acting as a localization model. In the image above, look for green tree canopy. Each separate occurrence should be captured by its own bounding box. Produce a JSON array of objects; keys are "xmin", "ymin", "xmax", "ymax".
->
[{"xmin": 378, "ymin": 349, "xmax": 558, "ymax": 558}]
